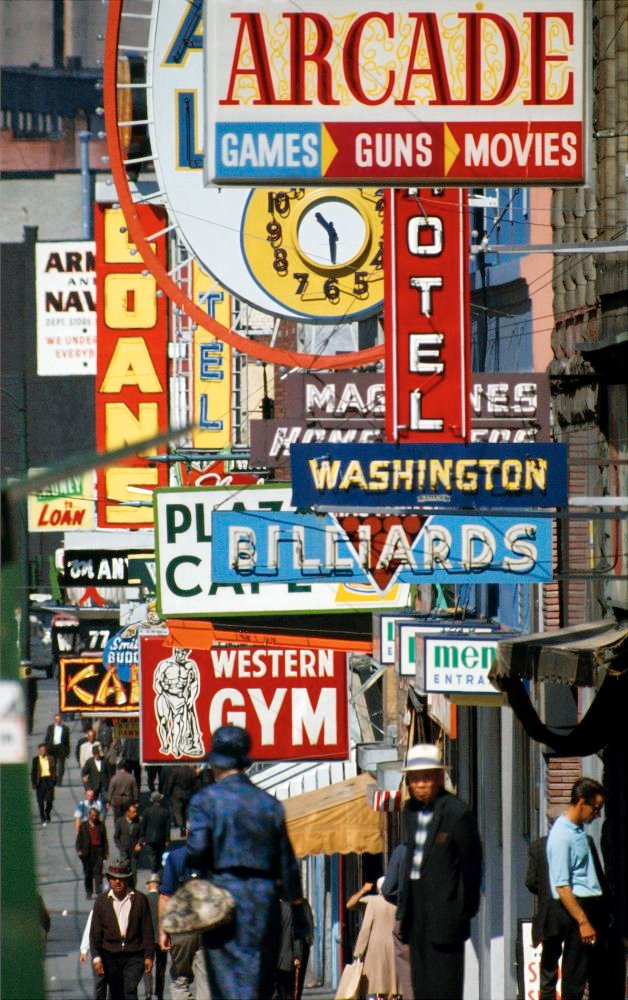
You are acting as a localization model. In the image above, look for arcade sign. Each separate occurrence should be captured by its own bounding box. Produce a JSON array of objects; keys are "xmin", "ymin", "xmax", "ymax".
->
[
  {"xmin": 205, "ymin": 0, "xmax": 587, "ymax": 185},
  {"xmin": 140, "ymin": 636, "xmax": 349, "ymax": 762},
  {"xmin": 290, "ymin": 443, "xmax": 568, "ymax": 511}
]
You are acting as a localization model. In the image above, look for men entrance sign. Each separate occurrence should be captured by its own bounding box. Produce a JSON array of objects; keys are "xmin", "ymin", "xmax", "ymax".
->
[
  {"xmin": 205, "ymin": 1, "xmax": 587, "ymax": 186},
  {"xmin": 140, "ymin": 636, "xmax": 349, "ymax": 763}
]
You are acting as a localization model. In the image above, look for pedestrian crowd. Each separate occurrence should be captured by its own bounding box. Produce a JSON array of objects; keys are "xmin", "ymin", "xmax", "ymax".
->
[{"xmin": 33, "ymin": 709, "xmax": 611, "ymax": 1000}]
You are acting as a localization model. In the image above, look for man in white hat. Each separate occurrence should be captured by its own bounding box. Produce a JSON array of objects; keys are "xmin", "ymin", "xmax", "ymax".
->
[{"xmin": 396, "ymin": 744, "xmax": 483, "ymax": 1000}]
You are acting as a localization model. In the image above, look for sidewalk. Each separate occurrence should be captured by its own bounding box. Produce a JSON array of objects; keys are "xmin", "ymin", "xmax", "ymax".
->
[{"xmin": 30, "ymin": 675, "xmax": 335, "ymax": 999}]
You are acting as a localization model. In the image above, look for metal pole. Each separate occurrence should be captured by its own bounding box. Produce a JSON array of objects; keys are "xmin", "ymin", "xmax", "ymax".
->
[{"xmin": 78, "ymin": 132, "xmax": 93, "ymax": 239}]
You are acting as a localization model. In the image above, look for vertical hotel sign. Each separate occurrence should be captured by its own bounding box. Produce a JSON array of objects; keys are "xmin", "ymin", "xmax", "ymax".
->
[
  {"xmin": 192, "ymin": 264, "xmax": 232, "ymax": 450},
  {"xmin": 385, "ymin": 188, "xmax": 471, "ymax": 444},
  {"xmin": 95, "ymin": 206, "xmax": 169, "ymax": 528}
]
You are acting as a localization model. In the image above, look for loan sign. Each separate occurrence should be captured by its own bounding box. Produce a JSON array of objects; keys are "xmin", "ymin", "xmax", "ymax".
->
[
  {"xmin": 140, "ymin": 636, "xmax": 349, "ymax": 762},
  {"xmin": 205, "ymin": 0, "xmax": 586, "ymax": 185},
  {"xmin": 154, "ymin": 486, "xmax": 410, "ymax": 617},
  {"xmin": 290, "ymin": 443, "xmax": 567, "ymax": 510},
  {"xmin": 211, "ymin": 510, "xmax": 553, "ymax": 588},
  {"xmin": 385, "ymin": 188, "xmax": 470, "ymax": 443}
]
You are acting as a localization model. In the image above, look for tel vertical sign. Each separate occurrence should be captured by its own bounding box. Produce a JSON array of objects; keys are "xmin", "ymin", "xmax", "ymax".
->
[{"xmin": 385, "ymin": 188, "xmax": 471, "ymax": 443}]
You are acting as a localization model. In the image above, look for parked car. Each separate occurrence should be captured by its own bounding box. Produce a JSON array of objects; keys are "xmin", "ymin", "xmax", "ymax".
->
[{"xmin": 29, "ymin": 614, "xmax": 54, "ymax": 678}]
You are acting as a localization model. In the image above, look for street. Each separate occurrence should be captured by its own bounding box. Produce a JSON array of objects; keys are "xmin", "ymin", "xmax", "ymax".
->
[{"xmin": 30, "ymin": 674, "xmax": 333, "ymax": 1000}]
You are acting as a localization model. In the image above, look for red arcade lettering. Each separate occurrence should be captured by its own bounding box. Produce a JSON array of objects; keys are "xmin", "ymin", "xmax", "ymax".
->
[{"xmin": 219, "ymin": 10, "xmax": 575, "ymax": 108}]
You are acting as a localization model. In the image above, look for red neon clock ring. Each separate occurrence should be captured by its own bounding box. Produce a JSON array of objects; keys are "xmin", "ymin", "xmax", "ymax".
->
[{"xmin": 103, "ymin": 0, "xmax": 385, "ymax": 371}]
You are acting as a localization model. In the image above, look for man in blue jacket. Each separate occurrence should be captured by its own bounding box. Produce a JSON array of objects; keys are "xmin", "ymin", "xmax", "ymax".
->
[
  {"xmin": 186, "ymin": 725, "xmax": 303, "ymax": 999},
  {"xmin": 396, "ymin": 744, "xmax": 483, "ymax": 1000}
]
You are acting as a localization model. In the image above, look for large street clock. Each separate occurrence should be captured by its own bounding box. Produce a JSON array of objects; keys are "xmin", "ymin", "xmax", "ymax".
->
[{"xmin": 241, "ymin": 188, "xmax": 384, "ymax": 321}]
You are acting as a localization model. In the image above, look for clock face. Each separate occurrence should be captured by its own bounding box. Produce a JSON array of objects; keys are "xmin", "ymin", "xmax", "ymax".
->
[
  {"xmin": 241, "ymin": 187, "xmax": 384, "ymax": 322},
  {"xmin": 295, "ymin": 197, "xmax": 369, "ymax": 270}
]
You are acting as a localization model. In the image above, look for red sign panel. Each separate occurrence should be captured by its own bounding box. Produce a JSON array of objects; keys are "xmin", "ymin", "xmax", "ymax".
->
[
  {"xmin": 384, "ymin": 188, "xmax": 471, "ymax": 443},
  {"xmin": 140, "ymin": 636, "xmax": 349, "ymax": 763},
  {"xmin": 95, "ymin": 204, "xmax": 169, "ymax": 528}
]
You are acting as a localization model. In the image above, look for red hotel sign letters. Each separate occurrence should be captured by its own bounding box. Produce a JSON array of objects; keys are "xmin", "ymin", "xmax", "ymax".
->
[
  {"xmin": 140, "ymin": 636, "xmax": 349, "ymax": 763},
  {"xmin": 384, "ymin": 188, "xmax": 471, "ymax": 443},
  {"xmin": 95, "ymin": 204, "xmax": 169, "ymax": 528}
]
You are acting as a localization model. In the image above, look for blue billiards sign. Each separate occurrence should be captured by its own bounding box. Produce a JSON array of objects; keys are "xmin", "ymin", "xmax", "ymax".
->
[
  {"xmin": 290, "ymin": 443, "xmax": 567, "ymax": 511},
  {"xmin": 211, "ymin": 508, "xmax": 553, "ymax": 590}
]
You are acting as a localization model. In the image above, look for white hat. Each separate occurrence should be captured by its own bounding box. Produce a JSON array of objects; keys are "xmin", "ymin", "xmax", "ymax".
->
[{"xmin": 402, "ymin": 744, "xmax": 447, "ymax": 772}]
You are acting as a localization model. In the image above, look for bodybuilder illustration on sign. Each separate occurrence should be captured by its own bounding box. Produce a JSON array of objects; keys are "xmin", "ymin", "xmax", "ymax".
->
[{"xmin": 153, "ymin": 647, "xmax": 204, "ymax": 758}]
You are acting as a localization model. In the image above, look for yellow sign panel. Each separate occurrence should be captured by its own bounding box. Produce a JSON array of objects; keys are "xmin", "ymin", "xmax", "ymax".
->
[
  {"xmin": 192, "ymin": 265, "xmax": 232, "ymax": 449},
  {"xmin": 28, "ymin": 471, "xmax": 95, "ymax": 532}
]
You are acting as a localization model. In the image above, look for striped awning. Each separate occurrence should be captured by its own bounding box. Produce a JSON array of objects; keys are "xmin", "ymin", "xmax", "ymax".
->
[{"xmin": 366, "ymin": 786, "xmax": 403, "ymax": 813}]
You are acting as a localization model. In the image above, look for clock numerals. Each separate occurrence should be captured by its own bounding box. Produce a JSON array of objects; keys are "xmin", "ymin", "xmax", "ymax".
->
[
  {"xmin": 267, "ymin": 189, "xmax": 305, "ymax": 218},
  {"xmin": 323, "ymin": 277, "xmax": 340, "ymax": 303},
  {"xmin": 293, "ymin": 272, "xmax": 309, "ymax": 295},
  {"xmin": 370, "ymin": 241, "xmax": 384, "ymax": 269},
  {"xmin": 273, "ymin": 247, "xmax": 289, "ymax": 275},
  {"xmin": 266, "ymin": 220, "xmax": 282, "ymax": 245},
  {"xmin": 353, "ymin": 271, "xmax": 368, "ymax": 297}
]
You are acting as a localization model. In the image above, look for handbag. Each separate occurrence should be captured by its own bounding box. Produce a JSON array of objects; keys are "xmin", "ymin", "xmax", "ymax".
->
[
  {"xmin": 161, "ymin": 876, "xmax": 235, "ymax": 934},
  {"xmin": 335, "ymin": 957, "xmax": 363, "ymax": 1000}
]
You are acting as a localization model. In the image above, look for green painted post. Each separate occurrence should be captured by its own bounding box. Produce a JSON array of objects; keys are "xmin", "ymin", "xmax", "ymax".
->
[{"xmin": 1, "ymin": 501, "xmax": 46, "ymax": 999}]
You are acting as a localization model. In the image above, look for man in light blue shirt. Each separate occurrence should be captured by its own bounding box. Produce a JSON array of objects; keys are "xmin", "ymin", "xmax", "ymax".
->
[{"xmin": 546, "ymin": 776, "xmax": 608, "ymax": 1000}]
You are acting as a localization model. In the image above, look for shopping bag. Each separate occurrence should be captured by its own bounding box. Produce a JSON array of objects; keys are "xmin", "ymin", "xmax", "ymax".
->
[{"xmin": 335, "ymin": 957, "xmax": 364, "ymax": 999}]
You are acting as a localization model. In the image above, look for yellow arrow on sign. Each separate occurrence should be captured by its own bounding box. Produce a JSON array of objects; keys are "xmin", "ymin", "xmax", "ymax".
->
[
  {"xmin": 444, "ymin": 124, "xmax": 461, "ymax": 175},
  {"xmin": 321, "ymin": 124, "xmax": 339, "ymax": 176}
]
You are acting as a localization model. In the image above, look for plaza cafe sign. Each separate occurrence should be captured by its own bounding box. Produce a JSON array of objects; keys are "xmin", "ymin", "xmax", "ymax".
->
[{"xmin": 203, "ymin": 0, "xmax": 587, "ymax": 185}]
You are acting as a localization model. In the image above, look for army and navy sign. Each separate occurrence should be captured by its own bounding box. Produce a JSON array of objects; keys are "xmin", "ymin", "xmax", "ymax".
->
[
  {"xmin": 140, "ymin": 636, "xmax": 349, "ymax": 762},
  {"xmin": 290, "ymin": 443, "xmax": 567, "ymax": 511}
]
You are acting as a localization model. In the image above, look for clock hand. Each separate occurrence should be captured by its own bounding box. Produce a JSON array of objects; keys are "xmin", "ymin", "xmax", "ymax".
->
[{"xmin": 315, "ymin": 212, "xmax": 339, "ymax": 265}]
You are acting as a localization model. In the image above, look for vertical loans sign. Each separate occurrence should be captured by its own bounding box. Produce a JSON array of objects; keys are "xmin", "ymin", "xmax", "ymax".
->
[
  {"xmin": 95, "ymin": 206, "xmax": 169, "ymax": 528},
  {"xmin": 384, "ymin": 188, "xmax": 471, "ymax": 443}
]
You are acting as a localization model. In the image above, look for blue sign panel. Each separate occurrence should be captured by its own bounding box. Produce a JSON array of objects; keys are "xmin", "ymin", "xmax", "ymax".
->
[
  {"xmin": 290, "ymin": 443, "xmax": 567, "ymax": 511},
  {"xmin": 215, "ymin": 123, "xmax": 322, "ymax": 181},
  {"xmin": 211, "ymin": 509, "xmax": 553, "ymax": 591}
]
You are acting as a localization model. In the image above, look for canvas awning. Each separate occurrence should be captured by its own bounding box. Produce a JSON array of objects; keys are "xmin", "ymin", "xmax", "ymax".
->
[
  {"xmin": 283, "ymin": 772, "xmax": 384, "ymax": 857},
  {"xmin": 489, "ymin": 619, "xmax": 628, "ymax": 688}
]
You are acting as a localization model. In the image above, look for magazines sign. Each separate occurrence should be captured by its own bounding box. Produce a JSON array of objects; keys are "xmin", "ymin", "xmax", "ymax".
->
[{"xmin": 140, "ymin": 636, "xmax": 349, "ymax": 762}]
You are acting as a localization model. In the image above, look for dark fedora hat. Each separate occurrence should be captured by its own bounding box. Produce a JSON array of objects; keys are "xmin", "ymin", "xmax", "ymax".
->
[
  {"xmin": 206, "ymin": 725, "xmax": 252, "ymax": 770},
  {"xmin": 106, "ymin": 860, "xmax": 132, "ymax": 880}
]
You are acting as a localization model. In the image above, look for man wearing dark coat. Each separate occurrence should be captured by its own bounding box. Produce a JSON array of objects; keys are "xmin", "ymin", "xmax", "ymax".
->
[
  {"xmin": 108, "ymin": 760, "xmax": 139, "ymax": 820},
  {"xmin": 44, "ymin": 713, "xmax": 70, "ymax": 785},
  {"xmin": 163, "ymin": 763, "xmax": 197, "ymax": 836},
  {"xmin": 31, "ymin": 741, "xmax": 57, "ymax": 824},
  {"xmin": 82, "ymin": 744, "xmax": 106, "ymax": 798},
  {"xmin": 396, "ymin": 744, "xmax": 483, "ymax": 1000},
  {"xmin": 114, "ymin": 802, "xmax": 142, "ymax": 886},
  {"xmin": 139, "ymin": 792, "xmax": 171, "ymax": 872},
  {"xmin": 90, "ymin": 860, "xmax": 154, "ymax": 1000},
  {"xmin": 186, "ymin": 725, "xmax": 303, "ymax": 999}
]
